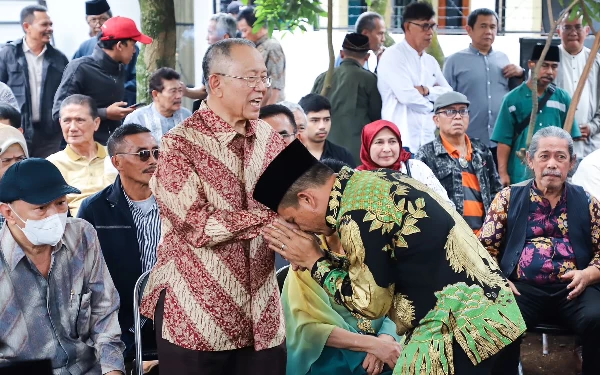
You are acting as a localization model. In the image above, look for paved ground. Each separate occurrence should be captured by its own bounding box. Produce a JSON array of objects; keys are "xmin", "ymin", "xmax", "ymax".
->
[{"xmin": 521, "ymin": 333, "xmax": 579, "ymax": 375}]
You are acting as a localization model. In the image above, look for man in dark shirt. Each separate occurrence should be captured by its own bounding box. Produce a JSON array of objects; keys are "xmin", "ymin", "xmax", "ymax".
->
[
  {"xmin": 298, "ymin": 93, "xmax": 355, "ymax": 167},
  {"xmin": 52, "ymin": 16, "xmax": 152, "ymax": 145}
]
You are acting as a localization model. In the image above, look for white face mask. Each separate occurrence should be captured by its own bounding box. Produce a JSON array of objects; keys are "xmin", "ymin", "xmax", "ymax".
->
[{"xmin": 8, "ymin": 205, "xmax": 67, "ymax": 246}]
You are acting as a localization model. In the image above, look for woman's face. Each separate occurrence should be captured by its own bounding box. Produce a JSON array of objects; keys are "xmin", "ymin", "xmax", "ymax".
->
[{"xmin": 369, "ymin": 127, "xmax": 400, "ymax": 167}]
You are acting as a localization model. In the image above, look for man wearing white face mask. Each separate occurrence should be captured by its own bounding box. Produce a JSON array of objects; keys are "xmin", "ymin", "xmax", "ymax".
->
[{"xmin": 0, "ymin": 158, "xmax": 125, "ymax": 374}]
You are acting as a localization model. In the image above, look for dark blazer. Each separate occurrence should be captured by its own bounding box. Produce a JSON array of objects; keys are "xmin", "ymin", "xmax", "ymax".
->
[
  {"xmin": 0, "ymin": 39, "xmax": 68, "ymax": 141},
  {"xmin": 78, "ymin": 176, "xmax": 142, "ymax": 331}
]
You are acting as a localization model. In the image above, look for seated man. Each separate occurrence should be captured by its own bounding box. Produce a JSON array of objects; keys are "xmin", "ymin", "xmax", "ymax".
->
[
  {"xmin": 0, "ymin": 103, "xmax": 22, "ymax": 131},
  {"xmin": 78, "ymin": 123, "xmax": 160, "ymax": 361},
  {"xmin": 280, "ymin": 100, "xmax": 308, "ymax": 139},
  {"xmin": 0, "ymin": 158, "xmax": 124, "ymax": 374},
  {"xmin": 47, "ymin": 94, "xmax": 117, "ymax": 216},
  {"xmin": 259, "ymin": 104, "xmax": 297, "ymax": 145},
  {"xmin": 254, "ymin": 139, "xmax": 526, "ymax": 374},
  {"xmin": 124, "ymin": 67, "xmax": 192, "ymax": 140},
  {"xmin": 479, "ymin": 126, "xmax": 600, "ymax": 374},
  {"xmin": 0, "ymin": 125, "xmax": 28, "ymax": 227},
  {"xmin": 416, "ymin": 92, "xmax": 501, "ymax": 234}
]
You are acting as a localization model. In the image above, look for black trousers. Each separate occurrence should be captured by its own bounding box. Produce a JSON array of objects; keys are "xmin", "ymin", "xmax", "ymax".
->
[
  {"xmin": 27, "ymin": 122, "xmax": 63, "ymax": 158},
  {"xmin": 154, "ymin": 291, "xmax": 286, "ymax": 375},
  {"xmin": 491, "ymin": 281, "xmax": 600, "ymax": 375},
  {"xmin": 453, "ymin": 339, "xmax": 499, "ymax": 374}
]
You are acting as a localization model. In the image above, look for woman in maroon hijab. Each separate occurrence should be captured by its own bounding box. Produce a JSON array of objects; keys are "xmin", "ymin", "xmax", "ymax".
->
[{"xmin": 357, "ymin": 120, "xmax": 453, "ymax": 206}]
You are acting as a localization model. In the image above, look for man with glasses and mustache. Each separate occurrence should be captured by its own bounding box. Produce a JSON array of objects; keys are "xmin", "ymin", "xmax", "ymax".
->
[
  {"xmin": 480, "ymin": 126, "xmax": 600, "ymax": 375},
  {"xmin": 124, "ymin": 68, "xmax": 192, "ymax": 141},
  {"xmin": 492, "ymin": 45, "xmax": 581, "ymax": 186},
  {"xmin": 556, "ymin": 12, "xmax": 600, "ymax": 163},
  {"xmin": 47, "ymin": 94, "xmax": 117, "ymax": 217},
  {"xmin": 78, "ymin": 123, "xmax": 161, "ymax": 368},
  {"xmin": 377, "ymin": 1, "xmax": 451, "ymax": 154},
  {"xmin": 139, "ymin": 39, "xmax": 287, "ymax": 375}
]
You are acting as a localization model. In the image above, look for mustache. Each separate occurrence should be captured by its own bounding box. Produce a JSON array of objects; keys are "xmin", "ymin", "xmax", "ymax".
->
[
  {"xmin": 540, "ymin": 76, "xmax": 554, "ymax": 81},
  {"xmin": 542, "ymin": 169, "xmax": 562, "ymax": 177},
  {"xmin": 143, "ymin": 166, "xmax": 157, "ymax": 173}
]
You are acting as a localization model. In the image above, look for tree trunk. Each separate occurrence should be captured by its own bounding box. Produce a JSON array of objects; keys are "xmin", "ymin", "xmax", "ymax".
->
[
  {"xmin": 368, "ymin": 0, "xmax": 395, "ymax": 47},
  {"xmin": 320, "ymin": 0, "xmax": 335, "ymax": 96},
  {"xmin": 424, "ymin": 0, "xmax": 444, "ymax": 68},
  {"xmin": 137, "ymin": 0, "xmax": 177, "ymax": 104},
  {"xmin": 563, "ymin": 30, "xmax": 600, "ymax": 133}
]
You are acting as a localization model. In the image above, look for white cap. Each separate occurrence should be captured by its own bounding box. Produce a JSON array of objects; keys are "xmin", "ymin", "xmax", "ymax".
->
[{"xmin": 0, "ymin": 124, "xmax": 28, "ymax": 158}]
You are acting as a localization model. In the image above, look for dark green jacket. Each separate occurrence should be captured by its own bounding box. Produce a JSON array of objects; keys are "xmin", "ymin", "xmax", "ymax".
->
[{"xmin": 312, "ymin": 59, "xmax": 382, "ymax": 163}]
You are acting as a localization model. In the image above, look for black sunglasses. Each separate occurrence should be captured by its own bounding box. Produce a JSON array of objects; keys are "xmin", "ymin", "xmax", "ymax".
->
[{"xmin": 116, "ymin": 149, "xmax": 160, "ymax": 162}]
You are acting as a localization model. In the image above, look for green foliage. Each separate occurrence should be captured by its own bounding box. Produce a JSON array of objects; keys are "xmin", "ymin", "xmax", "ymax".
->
[
  {"xmin": 244, "ymin": 0, "xmax": 327, "ymax": 36},
  {"xmin": 559, "ymin": 0, "xmax": 600, "ymax": 28}
]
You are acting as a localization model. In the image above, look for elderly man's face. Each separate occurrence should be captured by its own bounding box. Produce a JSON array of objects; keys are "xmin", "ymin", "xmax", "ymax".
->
[
  {"xmin": 207, "ymin": 20, "xmax": 222, "ymax": 45},
  {"xmin": 153, "ymin": 78, "xmax": 184, "ymax": 115},
  {"xmin": 60, "ymin": 104, "xmax": 100, "ymax": 147},
  {"xmin": 363, "ymin": 18, "xmax": 386, "ymax": 52},
  {"xmin": 263, "ymin": 114, "xmax": 296, "ymax": 145},
  {"xmin": 112, "ymin": 132, "xmax": 159, "ymax": 186},
  {"xmin": 434, "ymin": 104, "xmax": 470, "ymax": 138},
  {"xmin": 2, "ymin": 196, "xmax": 68, "ymax": 227},
  {"xmin": 86, "ymin": 12, "xmax": 110, "ymax": 36},
  {"xmin": 0, "ymin": 144, "xmax": 26, "ymax": 179},
  {"xmin": 293, "ymin": 109, "xmax": 307, "ymax": 137},
  {"xmin": 209, "ymin": 44, "xmax": 267, "ymax": 121},
  {"xmin": 527, "ymin": 136, "xmax": 575, "ymax": 192},
  {"xmin": 558, "ymin": 17, "xmax": 589, "ymax": 55}
]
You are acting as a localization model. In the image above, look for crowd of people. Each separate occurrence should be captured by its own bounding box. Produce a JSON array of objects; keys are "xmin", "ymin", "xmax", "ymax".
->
[{"xmin": 0, "ymin": 0, "xmax": 599, "ymax": 375}]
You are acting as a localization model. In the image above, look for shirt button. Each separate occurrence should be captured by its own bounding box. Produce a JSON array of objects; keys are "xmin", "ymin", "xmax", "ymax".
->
[
  {"xmin": 488, "ymin": 82, "xmax": 491, "ymax": 84},
  {"xmin": 488, "ymin": 96, "xmax": 491, "ymax": 98}
]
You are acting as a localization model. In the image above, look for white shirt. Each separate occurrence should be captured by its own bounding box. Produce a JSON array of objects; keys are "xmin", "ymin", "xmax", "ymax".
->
[
  {"xmin": 401, "ymin": 159, "xmax": 455, "ymax": 208},
  {"xmin": 377, "ymin": 40, "xmax": 452, "ymax": 152},
  {"xmin": 572, "ymin": 148, "xmax": 600, "ymax": 199},
  {"xmin": 22, "ymin": 38, "xmax": 47, "ymax": 122},
  {"xmin": 558, "ymin": 45, "xmax": 591, "ymax": 126}
]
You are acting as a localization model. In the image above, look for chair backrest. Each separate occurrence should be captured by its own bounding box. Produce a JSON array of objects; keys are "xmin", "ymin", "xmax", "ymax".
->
[
  {"xmin": 133, "ymin": 269, "xmax": 152, "ymax": 375},
  {"xmin": 276, "ymin": 265, "xmax": 290, "ymax": 293},
  {"xmin": 0, "ymin": 359, "xmax": 53, "ymax": 374}
]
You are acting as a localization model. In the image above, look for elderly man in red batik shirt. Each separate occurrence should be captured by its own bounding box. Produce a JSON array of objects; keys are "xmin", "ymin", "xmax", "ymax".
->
[{"xmin": 140, "ymin": 39, "xmax": 286, "ymax": 374}]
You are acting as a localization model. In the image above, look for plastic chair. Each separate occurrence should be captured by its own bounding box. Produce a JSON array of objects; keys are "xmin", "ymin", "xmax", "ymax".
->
[
  {"xmin": 276, "ymin": 264, "xmax": 290, "ymax": 293},
  {"xmin": 133, "ymin": 269, "xmax": 153, "ymax": 375}
]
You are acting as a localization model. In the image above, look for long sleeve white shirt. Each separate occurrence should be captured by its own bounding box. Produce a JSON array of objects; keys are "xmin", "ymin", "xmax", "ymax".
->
[{"xmin": 377, "ymin": 40, "xmax": 451, "ymax": 152}]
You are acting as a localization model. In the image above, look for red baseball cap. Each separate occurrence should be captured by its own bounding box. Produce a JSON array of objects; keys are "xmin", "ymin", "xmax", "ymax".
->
[{"xmin": 100, "ymin": 16, "xmax": 153, "ymax": 44}]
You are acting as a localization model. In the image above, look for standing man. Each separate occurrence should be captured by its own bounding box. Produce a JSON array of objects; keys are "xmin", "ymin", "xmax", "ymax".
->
[
  {"xmin": 139, "ymin": 39, "xmax": 286, "ymax": 374},
  {"xmin": 377, "ymin": 1, "xmax": 451, "ymax": 153},
  {"xmin": 124, "ymin": 68, "xmax": 192, "ymax": 141},
  {"xmin": 492, "ymin": 45, "xmax": 581, "ymax": 185},
  {"xmin": 238, "ymin": 6, "xmax": 286, "ymax": 105},
  {"xmin": 298, "ymin": 93, "xmax": 356, "ymax": 166},
  {"xmin": 313, "ymin": 33, "xmax": 382, "ymax": 162},
  {"xmin": 334, "ymin": 11, "xmax": 386, "ymax": 69},
  {"xmin": 0, "ymin": 5, "xmax": 68, "ymax": 158},
  {"xmin": 556, "ymin": 13, "xmax": 600, "ymax": 162},
  {"xmin": 53, "ymin": 16, "xmax": 153, "ymax": 145},
  {"xmin": 73, "ymin": 0, "xmax": 140, "ymax": 107},
  {"xmin": 443, "ymin": 8, "xmax": 525, "ymax": 163},
  {"xmin": 78, "ymin": 123, "xmax": 161, "ymax": 359}
]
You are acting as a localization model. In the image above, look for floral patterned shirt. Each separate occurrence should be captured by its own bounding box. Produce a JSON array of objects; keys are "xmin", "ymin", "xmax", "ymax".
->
[{"xmin": 479, "ymin": 184, "xmax": 600, "ymax": 284}]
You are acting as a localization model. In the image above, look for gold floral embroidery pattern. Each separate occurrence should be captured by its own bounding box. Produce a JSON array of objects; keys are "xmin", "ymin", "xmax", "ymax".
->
[
  {"xmin": 351, "ymin": 311, "xmax": 377, "ymax": 334},
  {"xmin": 313, "ymin": 260, "xmax": 332, "ymax": 285},
  {"xmin": 390, "ymin": 293, "xmax": 416, "ymax": 335}
]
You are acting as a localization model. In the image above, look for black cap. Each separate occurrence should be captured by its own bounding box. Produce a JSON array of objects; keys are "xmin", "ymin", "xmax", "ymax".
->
[
  {"xmin": 86, "ymin": 0, "xmax": 110, "ymax": 16},
  {"xmin": 227, "ymin": 1, "xmax": 242, "ymax": 14},
  {"xmin": 253, "ymin": 139, "xmax": 319, "ymax": 212},
  {"xmin": 342, "ymin": 33, "xmax": 370, "ymax": 53},
  {"xmin": 531, "ymin": 44, "xmax": 560, "ymax": 62},
  {"xmin": 0, "ymin": 158, "xmax": 81, "ymax": 205}
]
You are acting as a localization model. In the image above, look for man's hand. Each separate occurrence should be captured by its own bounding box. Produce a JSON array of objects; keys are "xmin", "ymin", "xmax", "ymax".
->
[
  {"xmin": 370, "ymin": 338, "xmax": 402, "ymax": 369},
  {"xmin": 561, "ymin": 269, "xmax": 592, "ymax": 300},
  {"xmin": 499, "ymin": 172, "xmax": 511, "ymax": 187},
  {"xmin": 579, "ymin": 124, "xmax": 591, "ymax": 139},
  {"xmin": 363, "ymin": 352, "xmax": 385, "ymax": 375},
  {"xmin": 106, "ymin": 101, "xmax": 134, "ymax": 121},
  {"xmin": 507, "ymin": 280, "xmax": 521, "ymax": 296},
  {"xmin": 503, "ymin": 64, "xmax": 524, "ymax": 79},
  {"xmin": 414, "ymin": 86, "xmax": 429, "ymax": 96},
  {"xmin": 263, "ymin": 220, "xmax": 324, "ymax": 269}
]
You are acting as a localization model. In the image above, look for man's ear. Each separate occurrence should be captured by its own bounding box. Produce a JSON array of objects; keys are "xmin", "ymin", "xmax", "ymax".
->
[
  {"xmin": 526, "ymin": 151, "xmax": 534, "ymax": 170},
  {"xmin": 111, "ymin": 155, "xmax": 122, "ymax": 171},
  {"xmin": 297, "ymin": 190, "xmax": 317, "ymax": 210}
]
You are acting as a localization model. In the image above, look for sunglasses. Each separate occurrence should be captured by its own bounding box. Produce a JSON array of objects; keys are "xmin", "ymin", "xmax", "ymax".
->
[{"xmin": 116, "ymin": 149, "xmax": 160, "ymax": 162}]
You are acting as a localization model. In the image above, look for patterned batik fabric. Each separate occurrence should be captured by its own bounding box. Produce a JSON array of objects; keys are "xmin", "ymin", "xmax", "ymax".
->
[
  {"xmin": 311, "ymin": 167, "xmax": 526, "ymax": 375},
  {"xmin": 479, "ymin": 185, "xmax": 600, "ymax": 282},
  {"xmin": 140, "ymin": 101, "xmax": 287, "ymax": 351},
  {"xmin": 255, "ymin": 35, "xmax": 286, "ymax": 94}
]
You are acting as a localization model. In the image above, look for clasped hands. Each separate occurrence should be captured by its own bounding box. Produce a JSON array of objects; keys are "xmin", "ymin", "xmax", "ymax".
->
[{"xmin": 263, "ymin": 219, "xmax": 325, "ymax": 271}]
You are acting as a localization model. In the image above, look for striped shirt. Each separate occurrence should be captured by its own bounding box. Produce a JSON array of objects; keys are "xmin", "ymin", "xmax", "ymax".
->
[
  {"xmin": 441, "ymin": 136, "xmax": 485, "ymax": 233},
  {"xmin": 123, "ymin": 193, "xmax": 160, "ymax": 273}
]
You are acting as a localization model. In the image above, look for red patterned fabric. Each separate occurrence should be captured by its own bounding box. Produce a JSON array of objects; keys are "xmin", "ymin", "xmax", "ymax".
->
[{"xmin": 140, "ymin": 101, "xmax": 286, "ymax": 351}]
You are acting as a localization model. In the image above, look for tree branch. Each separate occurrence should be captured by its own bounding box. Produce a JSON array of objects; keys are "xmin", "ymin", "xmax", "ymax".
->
[{"xmin": 320, "ymin": 0, "xmax": 334, "ymax": 96}]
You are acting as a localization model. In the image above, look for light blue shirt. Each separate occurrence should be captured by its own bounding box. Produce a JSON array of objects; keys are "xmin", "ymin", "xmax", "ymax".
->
[{"xmin": 124, "ymin": 103, "xmax": 192, "ymax": 140}]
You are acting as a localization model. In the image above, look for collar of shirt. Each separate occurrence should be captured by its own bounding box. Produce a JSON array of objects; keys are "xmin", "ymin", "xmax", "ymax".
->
[
  {"xmin": 0, "ymin": 225, "xmax": 65, "ymax": 272},
  {"xmin": 518, "ymin": 82, "xmax": 553, "ymax": 99},
  {"xmin": 531, "ymin": 180, "xmax": 567, "ymax": 205},
  {"xmin": 92, "ymin": 46, "xmax": 122, "ymax": 75},
  {"xmin": 340, "ymin": 58, "xmax": 364, "ymax": 69},
  {"xmin": 559, "ymin": 44, "xmax": 586, "ymax": 61},
  {"xmin": 325, "ymin": 166, "xmax": 355, "ymax": 231},
  {"xmin": 197, "ymin": 100, "xmax": 258, "ymax": 144},
  {"xmin": 255, "ymin": 35, "xmax": 269, "ymax": 47},
  {"xmin": 440, "ymin": 134, "xmax": 473, "ymax": 161},
  {"xmin": 65, "ymin": 142, "xmax": 107, "ymax": 161},
  {"xmin": 401, "ymin": 39, "xmax": 423, "ymax": 59},
  {"xmin": 22, "ymin": 37, "xmax": 47, "ymax": 57},
  {"xmin": 123, "ymin": 190, "xmax": 158, "ymax": 213},
  {"xmin": 468, "ymin": 43, "xmax": 494, "ymax": 56}
]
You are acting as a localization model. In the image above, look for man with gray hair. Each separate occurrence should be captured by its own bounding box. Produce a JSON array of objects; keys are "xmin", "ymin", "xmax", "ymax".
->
[
  {"xmin": 280, "ymin": 100, "xmax": 308, "ymax": 138},
  {"xmin": 140, "ymin": 38, "xmax": 286, "ymax": 374},
  {"xmin": 479, "ymin": 126, "xmax": 600, "ymax": 374},
  {"xmin": 335, "ymin": 11, "xmax": 386, "ymax": 69},
  {"xmin": 207, "ymin": 13, "xmax": 237, "ymax": 45}
]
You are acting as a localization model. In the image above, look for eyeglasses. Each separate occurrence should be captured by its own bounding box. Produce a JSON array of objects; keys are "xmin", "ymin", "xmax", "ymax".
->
[
  {"xmin": 0, "ymin": 155, "xmax": 26, "ymax": 164},
  {"xmin": 87, "ymin": 16, "xmax": 110, "ymax": 26},
  {"xmin": 561, "ymin": 24, "xmax": 585, "ymax": 33},
  {"xmin": 116, "ymin": 149, "xmax": 160, "ymax": 162},
  {"xmin": 408, "ymin": 21, "xmax": 438, "ymax": 32},
  {"xmin": 436, "ymin": 109, "xmax": 470, "ymax": 117},
  {"xmin": 279, "ymin": 131, "xmax": 297, "ymax": 139},
  {"xmin": 212, "ymin": 73, "xmax": 272, "ymax": 88}
]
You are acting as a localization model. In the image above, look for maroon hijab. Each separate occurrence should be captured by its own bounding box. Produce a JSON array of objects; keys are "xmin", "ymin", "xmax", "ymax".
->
[{"xmin": 356, "ymin": 120, "xmax": 411, "ymax": 171}]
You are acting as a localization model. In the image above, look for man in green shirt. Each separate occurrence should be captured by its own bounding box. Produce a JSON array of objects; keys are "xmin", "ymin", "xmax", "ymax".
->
[
  {"xmin": 254, "ymin": 139, "xmax": 526, "ymax": 375},
  {"xmin": 312, "ymin": 33, "xmax": 382, "ymax": 162},
  {"xmin": 492, "ymin": 45, "xmax": 580, "ymax": 185}
]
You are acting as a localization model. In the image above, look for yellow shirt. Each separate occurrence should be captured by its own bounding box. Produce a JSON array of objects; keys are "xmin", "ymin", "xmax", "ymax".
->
[{"xmin": 47, "ymin": 143, "xmax": 117, "ymax": 216}]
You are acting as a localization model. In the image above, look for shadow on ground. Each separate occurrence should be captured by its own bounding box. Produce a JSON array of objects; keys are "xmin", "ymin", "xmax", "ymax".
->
[{"xmin": 520, "ymin": 333, "xmax": 578, "ymax": 374}]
